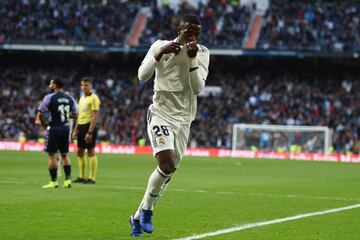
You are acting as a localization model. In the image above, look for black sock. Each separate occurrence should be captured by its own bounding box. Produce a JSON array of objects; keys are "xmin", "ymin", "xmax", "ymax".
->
[
  {"xmin": 63, "ymin": 165, "xmax": 71, "ymax": 180},
  {"xmin": 49, "ymin": 168, "xmax": 57, "ymax": 181}
]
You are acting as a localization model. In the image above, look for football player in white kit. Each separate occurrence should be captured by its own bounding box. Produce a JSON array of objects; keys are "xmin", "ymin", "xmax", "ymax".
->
[{"xmin": 129, "ymin": 14, "xmax": 210, "ymax": 237}]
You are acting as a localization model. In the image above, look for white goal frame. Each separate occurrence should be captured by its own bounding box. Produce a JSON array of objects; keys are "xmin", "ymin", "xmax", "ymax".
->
[{"xmin": 232, "ymin": 124, "xmax": 332, "ymax": 154}]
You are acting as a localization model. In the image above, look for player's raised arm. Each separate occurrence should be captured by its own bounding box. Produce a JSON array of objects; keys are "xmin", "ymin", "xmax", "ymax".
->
[
  {"xmin": 188, "ymin": 45, "xmax": 209, "ymax": 94},
  {"xmin": 178, "ymin": 20, "xmax": 209, "ymax": 95},
  {"xmin": 138, "ymin": 41, "xmax": 182, "ymax": 82},
  {"xmin": 138, "ymin": 43, "xmax": 158, "ymax": 82}
]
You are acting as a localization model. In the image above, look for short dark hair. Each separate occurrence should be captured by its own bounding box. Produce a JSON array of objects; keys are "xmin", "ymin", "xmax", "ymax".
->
[
  {"xmin": 52, "ymin": 77, "xmax": 64, "ymax": 88},
  {"xmin": 81, "ymin": 77, "xmax": 93, "ymax": 83},
  {"xmin": 180, "ymin": 14, "xmax": 201, "ymax": 25}
]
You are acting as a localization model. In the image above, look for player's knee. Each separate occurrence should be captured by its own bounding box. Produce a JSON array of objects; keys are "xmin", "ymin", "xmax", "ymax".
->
[
  {"xmin": 158, "ymin": 160, "xmax": 176, "ymax": 174},
  {"xmin": 87, "ymin": 148, "xmax": 95, "ymax": 157},
  {"xmin": 49, "ymin": 161, "xmax": 57, "ymax": 168},
  {"xmin": 60, "ymin": 154, "xmax": 70, "ymax": 164},
  {"xmin": 156, "ymin": 150, "xmax": 176, "ymax": 174},
  {"xmin": 77, "ymin": 149, "xmax": 85, "ymax": 157},
  {"xmin": 48, "ymin": 155, "xmax": 57, "ymax": 168}
]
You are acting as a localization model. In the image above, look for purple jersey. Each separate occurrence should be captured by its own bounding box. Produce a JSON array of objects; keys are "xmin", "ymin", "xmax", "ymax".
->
[{"xmin": 38, "ymin": 91, "xmax": 77, "ymax": 127}]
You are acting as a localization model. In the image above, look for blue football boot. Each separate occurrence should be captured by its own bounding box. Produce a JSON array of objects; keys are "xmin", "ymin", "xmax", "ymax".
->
[
  {"xmin": 129, "ymin": 215, "xmax": 143, "ymax": 237},
  {"xmin": 139, "ymin": 209, "xmax": 154, "ymax": 233}
]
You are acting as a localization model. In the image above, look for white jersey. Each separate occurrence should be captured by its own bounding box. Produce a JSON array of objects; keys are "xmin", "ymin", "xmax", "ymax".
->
[{"xmin": 138, "ymin": 39, "xmax": 210, "ymax": 124}]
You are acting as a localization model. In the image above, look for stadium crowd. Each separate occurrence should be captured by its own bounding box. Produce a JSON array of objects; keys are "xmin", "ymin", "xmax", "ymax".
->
[
  {"xmin": 257, "ymin": 0, "xmax": 360, "ymax": 52},
  {"xmin": 0, "ymin": 0, "xmax": 252, "ymax": 48},
  {"xmin": 0, "ymin": 0, "xmax": 141, "ymax": 46},
  {"xmin": 140, "ymin": 0, "xmax": 252, "ymax": 48},
  {"xmin": 0, "ymin": 0, "xmax": 358, "ymax": 52},
  {"xmin": 0, "ymin": 66, "xmax": 359, "ymax": 153}
]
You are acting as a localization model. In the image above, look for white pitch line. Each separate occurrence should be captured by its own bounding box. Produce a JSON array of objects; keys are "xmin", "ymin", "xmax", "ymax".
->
[
  {"xmin": 0, "ymin": 181, "xmax": 27, "ymax": 185},
  {"xmin": 97, "ymin": 185, "xmax": 360, "ymax": 202},
  {"xmin": 173, "ymin": 203, "xmax": 360, "ymax": 240},
  {"xmin": 1, "ymin": 181, "xmax": 359, "ymax": 202}
]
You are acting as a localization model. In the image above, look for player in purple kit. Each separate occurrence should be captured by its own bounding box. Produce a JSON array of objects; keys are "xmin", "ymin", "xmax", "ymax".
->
[{"xmin": 37, "ymin": 77, "xmax": 78, "ymax": 188}]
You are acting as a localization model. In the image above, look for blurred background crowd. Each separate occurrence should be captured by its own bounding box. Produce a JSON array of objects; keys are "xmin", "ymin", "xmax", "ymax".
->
[
  {"xmin": 0, "ymin": 65, "xmax": 359, "ymax": 153},
  {"xmin": 0, "ymin": 0, "xmax": 359, "ymax": 51},
  {"xmin": 0, "ymin": 0, "xmax": 359, "ymax": 153},
  {"xmin": 257, "ymin": 0, "xmax": 360, "ymax": 52},
  {"xmin": 0, "ymin": 0, "xmax": 142, "ymax": 46}
]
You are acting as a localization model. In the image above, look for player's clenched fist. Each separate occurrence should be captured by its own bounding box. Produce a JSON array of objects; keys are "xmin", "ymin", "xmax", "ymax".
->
[{"xmin": 185, "ymin": 41, "xmax": 198, "ymax": 58}]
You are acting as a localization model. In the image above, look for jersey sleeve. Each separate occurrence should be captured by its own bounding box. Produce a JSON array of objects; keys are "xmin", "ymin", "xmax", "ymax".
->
[
  {"xmin": 188, "ymin": 45, "xmax": 210, "ymax": 95},
  {"xmin": 38, "ymin": 94, "xmax": 52, "ymax": 113},
  {"xmin": 91, "ymin": 95, "xmax": 100, "ymax": 111},
  {"xmin": 138, "ymin": 40, "xmax": 160, "ymax": 82}
]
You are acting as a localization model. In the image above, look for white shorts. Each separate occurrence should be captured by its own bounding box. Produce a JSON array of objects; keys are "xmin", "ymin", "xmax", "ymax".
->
[{"xmin": 147, "ymin": 109, "xmax": 190, "ymax": 168}]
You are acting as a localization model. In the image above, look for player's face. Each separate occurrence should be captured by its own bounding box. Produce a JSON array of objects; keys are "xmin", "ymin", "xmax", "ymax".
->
[
  {"xmin": 178, "ymin": 22, "xmax": 201, "ymax": 44},
  {"xmin": 81, "ymin": 81, "xmax": 92, "ymax": 95},
  {"xmin": 49, "ymin": 80, "xmax": 56, "ymax": 91}
]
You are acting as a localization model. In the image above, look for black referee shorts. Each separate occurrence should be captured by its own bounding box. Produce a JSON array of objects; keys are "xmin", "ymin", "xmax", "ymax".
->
[
  {"xmin": 45, "ymin": 126, "xmax": 70, "ymax": 154},
  {"xmin": 77, "ymin": 123, "xmax": 98, "ymax": 149}
]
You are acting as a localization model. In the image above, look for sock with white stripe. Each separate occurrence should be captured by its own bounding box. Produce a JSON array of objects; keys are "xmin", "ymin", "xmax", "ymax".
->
[{"xmin": 134, "ymin": 166, "xmax": 171, "ymax": 219}]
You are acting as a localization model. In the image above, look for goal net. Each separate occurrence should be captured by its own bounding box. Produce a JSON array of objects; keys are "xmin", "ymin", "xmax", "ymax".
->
[{"xmin": 232, "ymin": 124, "xmax": 332, "ymax": 154}]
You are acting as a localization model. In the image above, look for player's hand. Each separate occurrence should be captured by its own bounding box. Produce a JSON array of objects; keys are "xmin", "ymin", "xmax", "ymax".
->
[
  {"xmin": 155, "ymin": 42, "xmax": 182, "ymax": 61},
  {"xmin": 161, "ymin": 42, "xmax": 182, "ymax": 55},
  {"xmin": 85, "ymin": 133, "xmax": 92, "ymax": 143},
  {"xmin": 185, "ymin": 41, "xmax": 198, "ymax": 58}
]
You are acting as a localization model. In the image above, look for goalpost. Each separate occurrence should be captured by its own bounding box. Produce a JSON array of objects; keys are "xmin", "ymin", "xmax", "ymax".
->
[{"xmin": 232, "ymin": 124, "xmax": 332, "ymax": 154}]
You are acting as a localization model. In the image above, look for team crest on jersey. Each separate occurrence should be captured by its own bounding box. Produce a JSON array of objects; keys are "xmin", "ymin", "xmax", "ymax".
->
[
  {"xmin": 199, "ymin": 45, "xmax": 207, "ymax": 53},
  {"xmin": 164, "ymin": 55, "xmax": 170, "ymax": 62},
  {"xmin": 163, "ymin": 53, "xmax": 175, "ymax": 63},
  {"xmin": 158, "ymin": 137, "xmax": 166, "ymax": 145}
]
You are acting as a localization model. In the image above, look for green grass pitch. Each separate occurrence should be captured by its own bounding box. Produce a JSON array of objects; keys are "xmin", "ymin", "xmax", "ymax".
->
[{"xmin": 0, "ymin": 151, "xmax": 360, "ymax": 240}]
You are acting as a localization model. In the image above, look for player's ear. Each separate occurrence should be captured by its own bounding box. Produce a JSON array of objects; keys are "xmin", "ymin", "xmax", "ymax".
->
[{"xmin": 178, "ymin": 24, "xmax": 185, "ymax": 35}]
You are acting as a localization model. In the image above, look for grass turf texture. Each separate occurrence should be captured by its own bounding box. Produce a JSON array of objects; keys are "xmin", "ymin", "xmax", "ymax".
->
[{"xmin": 0, "ymin": 151, "xmax": 359, "ymax": 240}]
